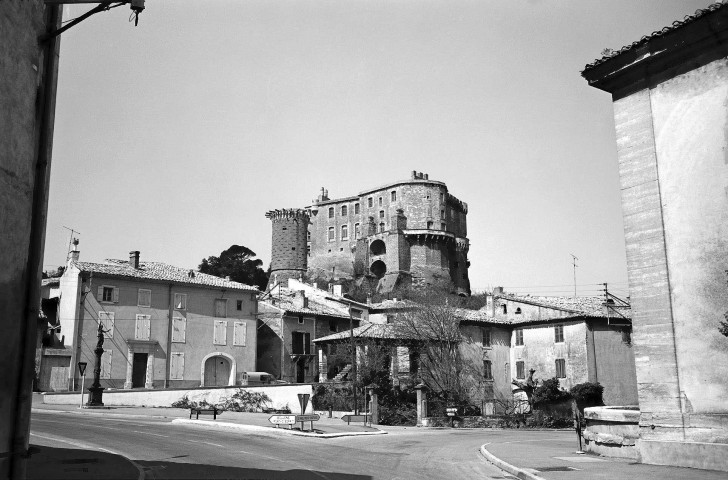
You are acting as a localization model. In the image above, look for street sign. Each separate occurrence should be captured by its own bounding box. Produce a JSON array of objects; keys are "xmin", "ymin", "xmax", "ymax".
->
[
  {"xmin": 295, "ymin": 414, "xmax": 320, "ymax": 423},
  {"xmin": 341, "ymin": 414, "xmax": 369, "ymax": 425},
  {"xmin": 297, "ymin": 393, "xmax": 310, "ymax": 414},
  {"xmin": 446, "ymin": 408, "xmax": 458, "ymax": 417},
  {"xmin": 269, "ymin": 415, "xmax": 296, "ymax": 425},
  {"xmin": 78, "ymin": 362, "xmax": 87, "ymax": 376}
]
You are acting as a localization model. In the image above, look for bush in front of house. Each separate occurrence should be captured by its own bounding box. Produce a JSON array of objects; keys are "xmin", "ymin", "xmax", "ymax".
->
[
  {"xmin": 532, "ymin": 377, "xmax": 572, "ymax": 407},
  {"xmin": 171, "ymin": 389, "xmax": 273, "ymax": 412},
  {"xmin": 569, "ymin": 382, "xmax": 604, "ymax": 412}
]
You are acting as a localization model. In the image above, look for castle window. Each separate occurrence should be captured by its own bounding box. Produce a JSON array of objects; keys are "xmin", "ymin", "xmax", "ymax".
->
[
  {"xmin": 427, "ymin": 221, "xmax": 433, "ymax": 229},
  {"xmin": 307, "ymin": 230, "xmax": 311, "ymax": 241},
  {"xmin": 328, "ymin": 227, "xmax": 334, "ymax": 242},
  {"xmin": 482, "ymin": 328, "xmax": 491, "ymax": 347},
  {"xmin": 441, "ymin": 222, "xmax": 446, "ymax": 231},
  {"xmin": 379, "ymin": 210, "xmax": 385, "ymax": 219},
  {"xmin": 341, "ymin": 224, "xmax": 348, "ymax": 240},
  {"xmin": 355, "ymin": 203, "xmax": 360, "ymax": 214},
  {"xmin": 368, "ymin": 197, "xmax": 373, "ymax": 208},
  {"xmin": 502, "ymin": 304, "xmax": 507, "ymax": 314},
  {"xmin": 354, "ymin": 223, "xmax": 360, "ymax": 239},
  {"xmin": 341, "ymin": 205, "xmax": 347, "ymax": 216},
  {"xmin": 391, "ymin": 191, "xmax": 396, "ymax": 201},
  {"xmin": 440, "ymin": 192, "xmax": 445, "ymax": 202},
  {"xmin": 441, "ymin": 209, "xmax": 445, "ymax": 218},
  {"xmin": 378, "ymin": 197, "xmax": 383, "ymax": 206},
  {"xmin": 555, "ymin": 358, "xmax": 566, "ymax": 378},
  {"xmin": 515, "ymin": 307, "xmax": 522, "ymax": 314},
  {"xmin": 379, "ymin": 222, "xmax": 385, "ymax": 233},
  {"xmin": 328, "ymin": 207, "xmax": 334, "ymax": 218}
]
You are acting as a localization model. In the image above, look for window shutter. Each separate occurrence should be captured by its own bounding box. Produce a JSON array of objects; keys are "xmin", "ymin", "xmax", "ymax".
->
[
  {"xmin": 135, "ymin": 314, "xmax": 150, "ymax": 340},
  {"xmin": 233, "ymin": 321, "xmax": 246, "ymax": 346},
  {"xmin": 214, "ymin": 320, "xmax": 227, "ymax": 345},
  {"xmin": 215, "ymin": 299, "xmax": 227, "ymax": 318},
  {"xmin": 170, "ymin": 352, "xmax": 184, "ymax": 380},
  {"xmin": 97, "ymin": 286, "xmax": 104, "ymax": 299},
  {"xmin": 99, "ymin": 311, "xmax": 114, "ymax": 338},
  {"xmin": 112, "ymin": 287, "xmax": 119, "ymax": 303},
  {"xmin": 172, "ymin": 317, "xmax": 186, "ymax": 343},
  {"xmin": 304, "ymin": 332, "xmax": 311, "ymax": 354},
  {"xmin": 101, "ymin": 349, "xmax": 112, "ymax": 379}
]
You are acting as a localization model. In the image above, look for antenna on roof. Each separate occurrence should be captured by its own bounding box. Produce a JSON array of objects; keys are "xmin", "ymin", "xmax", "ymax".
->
[
  {"xmin": 570, "ymin": 254, "xmax": 579, "ymax": 297},
  {"xmin": 63, "ymin": 225, "xmax": 80, "ymax": 261}
]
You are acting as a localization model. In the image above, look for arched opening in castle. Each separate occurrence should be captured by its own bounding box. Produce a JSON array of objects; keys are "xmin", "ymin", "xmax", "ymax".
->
[{"xmin": 266, "ymin": 171, "xmax": 470, "ymax": 296}]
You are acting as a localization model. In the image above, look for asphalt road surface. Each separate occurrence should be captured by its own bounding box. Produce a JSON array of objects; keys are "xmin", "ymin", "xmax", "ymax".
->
[{"xmin": 30, "ymin": 411, "xmax": 511, "ymax": 480}]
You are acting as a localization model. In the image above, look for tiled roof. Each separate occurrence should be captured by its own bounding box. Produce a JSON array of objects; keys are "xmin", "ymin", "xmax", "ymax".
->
[
  {"xmin": 42, "ymin": 278, "xmax": 60, "ymax": 287},
  {"xmin": 583, "ymin": 2, "xmax": 727, "ymax": 72},
  {"xmin": 366, "ymin": 299, "xmax": 419, "ymax": 311},
  {"xmin": 72, "ymin": 259, "xmax": 258, "ymax": 291},
  {"xmin": 260, "ymin": 288, "xmax": 351, "ymax": 319},
  {"xmin": 313, "ymin": 323, "xmax": 405, "ymax": 343}
]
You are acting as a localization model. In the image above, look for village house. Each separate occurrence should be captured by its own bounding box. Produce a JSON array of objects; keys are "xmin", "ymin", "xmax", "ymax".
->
[{"xmin": 51, "ymin": 246, "xmax": 259, "ymax": 392}]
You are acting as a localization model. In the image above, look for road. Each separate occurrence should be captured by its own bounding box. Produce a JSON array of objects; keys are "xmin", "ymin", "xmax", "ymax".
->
[{"xmin": 29, "ymin": 411, "xmax": 510, "ymax": 480}]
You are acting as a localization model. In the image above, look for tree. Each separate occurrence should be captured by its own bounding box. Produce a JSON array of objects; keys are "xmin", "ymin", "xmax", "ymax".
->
[{"xmin": 198, "ymin": 245, "xmax": 269, "ymax": 290}]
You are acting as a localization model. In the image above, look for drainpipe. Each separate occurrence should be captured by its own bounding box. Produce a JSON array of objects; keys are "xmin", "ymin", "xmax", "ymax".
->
[{"xmin": 165, "ymin": 284, "xmax": 173, "ymax": 388}]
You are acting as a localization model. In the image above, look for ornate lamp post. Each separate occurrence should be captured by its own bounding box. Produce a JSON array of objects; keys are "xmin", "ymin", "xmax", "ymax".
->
[{"xmin": 86, "ymin": 321, "xmax": 105, "ymax": 406}]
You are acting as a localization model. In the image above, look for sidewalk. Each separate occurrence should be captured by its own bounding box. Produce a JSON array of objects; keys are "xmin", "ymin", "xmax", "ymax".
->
[{"xmin": 481, "ymin": 431, "xmax": 727, "ymax": 480}]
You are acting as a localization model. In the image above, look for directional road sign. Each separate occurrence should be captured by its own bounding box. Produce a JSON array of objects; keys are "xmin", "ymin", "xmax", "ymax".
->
[
  {"xmin": 295, "ymin": 414, "xmax": 320, "ymax": 423},
  {"xmin": 297, "ymin": 393, "xmax": 310, "ymax": 413},
  {"xmin": 446, "ymin": 408, "xmax": 458, "ymax": 417},
  {"xmin": 269, "ymin": 415, "xmax": 296, "ymax": 425},
  {"xmin": 341, "ymin": 414, "xmax": 369, "ymax": 425}
]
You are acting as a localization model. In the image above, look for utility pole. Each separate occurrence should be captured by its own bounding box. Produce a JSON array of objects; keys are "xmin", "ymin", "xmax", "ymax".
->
[{"xmin": 570, "ymin": 254, "xmax": 579, "ymax": 296}]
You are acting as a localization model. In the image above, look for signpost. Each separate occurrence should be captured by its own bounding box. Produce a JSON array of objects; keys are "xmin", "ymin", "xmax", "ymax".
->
[
  {"xmin": 269, "ymin": 414, "xmax": 296, "ymax": 427},
  {"xmin": 341, "ymin": 414, "xmax": 369, "ymax": 425},
  {"xmin": 297, "ymin": 393, "xmax": 312, "ymax": 431},
  {"xmin": 446, "ymin": 407, "xmax": 458, "ymax": 428},
  {"xmin": 77, "ymin": 362, "xmax": 87, "ymax": 408}
]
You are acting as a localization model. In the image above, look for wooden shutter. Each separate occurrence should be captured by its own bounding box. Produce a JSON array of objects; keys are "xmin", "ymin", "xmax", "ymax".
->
[
  {"xmin": 97, "ymin": 286, "xmax": 104, "ymax": 299},
  {"xmin": 304, "ymin": 332, "xmax": 311, "ymax": 354},
  {"xmin": 112, "ymin": 287, "xmax": 119, "ymax": 303},
  {"xmin": 172, "ymin": 317, "xmax": 186, "ymax": 343},
  {"xmin": 99, "ymin": 311, "xmax": 114, "ymax": 338},
  {"xmin": 214, "ymin": 299, "xmax": 227, "ymax": 318},
  {"xmin": 170, "ymin": 352, "xmax": 184, "ymax": 380},
  {"xmin": 233, "ymin": 321, "xmax": 246, "ymax": 346},
  {"xmin": 213, "ymin": 320, "xmax": 227, "ymax": 345},
  {"xmin": 101, "ymin": 349, "xmax": 112, "ymax": 379},
  {"xmin": 135, "ymin": 314, "xmax": 150, "ymax": 340}
]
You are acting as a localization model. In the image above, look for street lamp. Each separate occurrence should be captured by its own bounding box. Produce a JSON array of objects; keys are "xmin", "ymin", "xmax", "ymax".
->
[
  {"xmin": 77, "ymin": 362, "xmax": 87, "ymax": 408},
  {"xmin": 86, "ymin": 321, "xmax": 105, "ymax": 406}
]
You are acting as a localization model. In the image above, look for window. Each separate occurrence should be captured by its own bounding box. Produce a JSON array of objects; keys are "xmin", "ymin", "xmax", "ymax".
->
[
  {"xmin": 174, "ymin": 293, "xmax": 186, "ymax": 310},
  {"xmin": 291, "ymin": 331, "xmax": 311, "ymax": 354},
  {"xmin": 172, "ymin": 317, "xmax": 186, "ymax": 343},
  {"xmin": 427, "ymin": 221, "xmax": 433, "ymax": 229},
  {"xmin": 298, "ymin": 316, "xmax": 305, "ymax": 325},
  {"xmin": 554, "ymin": 324, "xmax": 564, "ymax": 343},
  {"xmin": 341, "ymin": 224, "xmax": 348, "ymax": 240},
  {"xmin": 329, "ymin": 319, "xmax": 337, "ymax": 332},
  {"xmin": 440, "ymin": 192, "xmax": 445, "ymax": 202},
  {"xmin": 516, "ymin": 361, "xmax": 525, "ymax": 379},
  {"xmin": 502, "ymin": 304, "xmax": 507, "ymax": 314},
  {"xmin": 98, "ymin": 311, "xmax": 114, "ymax": 338},
  {"xmin": 483, "ymin": 360, "xmax": 493, "ymax": 380},
  {"xmin": 391, "ymin": 191, "xmax": 396, "ymax": 201},
  {"xmin": 515, "ymin": 329, "xmax": 523, "ymax": 346},
  {"xmin": 515, "ymin": 307, "xmax": 522, "ymax": 315},
  {"xmin": 233, "ymin": 321, "xmax": 247, "ymax": 346},
  {"xmin": 354, "ymin": 223, "xmax": 360, "ymax": 239},
  {"xmin": 214, "ymin": 299, "xmax": 227, "ymax": 318},
  {"xmin": 307, "ymin": 230, "xmax": 311, "ymax": 241},
  {"xmin": 137, "ymin": 289, "xmax": 151, "ymax": 307},
  {"xmin": 341, "ymin": 205, "xmax": 347, "ymax": 216},
  {"xmin": 237, "ymin": 300, "xmax": 243, "ymax": 311},
  {"xmin": 98, "ymin": 285, "xmax": 118, "ymax": 303},
  {"xmin": 378, "ymin": 197, "xmax": 382, "ymax": 206},
  {"xmin": 555, "ymin": 358, "xmax": 566, "ymax": 378},
  {"xmin": 101, "ymin": 349, "xmax": 112, "ymax": 379},
  {"xmin": 170, "ymin": 352, "xmax": 184, "ymax": 380},
  {"xmin": 379, "ymin": 222, "xmax": 385, "ymax": 233},
  {"xmin": 368, "ymin": 197, "xmax": 373, "ymax": 208},
  {"xmin": 441, "ymin": 209, "xmax": 445, "ymax": 218},
  {"xmin": 379, "ymin": 210, "xmax": 385, "ymax": 219},
  {"xmin": 328, "ymin": 227, "xmax": 335, "ymax": 242},
  {"xmin": 213, "ymin": 319, "xmax": 227, "ymax": 345},
  {"xmin": 328, "ymin": 207, "xmax": 334, "ymax": 218},
  {"xmin": 482, "ymin": 328, "xmax": 491, "ymax": 347},
  {"xmin": 135, "ymin": 314, "xmax": 151, "ymax": 340},
  {"xmin": 441, "ymin": 223, "xmax": 446, "ymax": 231},
  {"xmin": 354, "ymin": 203, "xmax": 360, "ymax": 214}
]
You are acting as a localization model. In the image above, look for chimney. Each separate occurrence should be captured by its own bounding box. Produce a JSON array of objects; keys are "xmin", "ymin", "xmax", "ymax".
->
[
  {"xmin": 129, "ymin": 251, "xmax": 140, "ymax": 269},
  {"xmin": 295, "ymin": 290, "xmax": 308, "ymax": 309}
]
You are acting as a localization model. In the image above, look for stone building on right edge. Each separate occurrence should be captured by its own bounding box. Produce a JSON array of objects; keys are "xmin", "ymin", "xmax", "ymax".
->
[{"xmin": 581, "ymin": 3, "xmax": 728, "ymax": 471}]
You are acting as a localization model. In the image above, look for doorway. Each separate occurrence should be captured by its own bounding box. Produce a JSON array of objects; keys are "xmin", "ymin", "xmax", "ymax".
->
[
  {"xmin": 296, "ymin": 360, "xmax": 305, "ymax": 383},
  {"xmin": 132, "ymin": 353, "xmax": 148, "ymax": 388},
  {"xmin": 204, "ymin": 355, "xmax": 231, "ymax": 386}
]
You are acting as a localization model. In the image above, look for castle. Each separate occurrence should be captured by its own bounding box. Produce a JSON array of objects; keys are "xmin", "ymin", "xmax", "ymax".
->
[{"xmin": 266, "ymin": 171, "xmax": 470, "ymax": 295}]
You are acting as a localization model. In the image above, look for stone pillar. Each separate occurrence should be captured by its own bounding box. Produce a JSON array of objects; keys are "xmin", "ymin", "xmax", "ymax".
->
[
  {"xmin": 124, "ymin": 347, "xmax": 134, "ymax": 389},
  {"xmin": 145, "ymin": 352, "xmax": 154, "ymax": 389},
  {"xmin": 367, "ymin": 385, "xmax": 379, "ymax": 425},
  {"xmin": 415, "ymin": 383, "xmax": 428, "ymax": 426},
  {"xmin": 318, "ymin": 347, "xmax": 328, "ymax": 383},
  {"xmin": 390, "ymin": 346, "xmax": 400, "ymax": 386}
]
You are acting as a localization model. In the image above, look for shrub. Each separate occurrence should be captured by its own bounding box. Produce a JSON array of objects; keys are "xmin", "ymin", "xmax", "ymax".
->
[
  {"xmin": 532, "ymin": 377, "xmax": 571, "ymax": 407},
  {"xmin": 569, "ymin": 382, "xmax": 604, "ymax": 411},
  {"xmin": 221, "ymin": 390, "xmax": 272, "ymax": 412}
]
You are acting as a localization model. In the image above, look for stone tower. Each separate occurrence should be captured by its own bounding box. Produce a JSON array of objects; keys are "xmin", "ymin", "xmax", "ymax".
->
[{"xmin": 266, "ymin": 209, "xmax": 310, "ymax": 290}]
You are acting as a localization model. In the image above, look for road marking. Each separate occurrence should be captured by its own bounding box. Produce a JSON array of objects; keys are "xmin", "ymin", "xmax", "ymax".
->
[
  {"xmin": 132, "ymin": 430, "xmax": 168, "ymax": 438},
  {"xmin": 202, "ymin": 441, "xmax": 224, "ymax": 447},
  {"xmin": 238, "ymin": 450, "xmax": 331, "ymax": 479}
]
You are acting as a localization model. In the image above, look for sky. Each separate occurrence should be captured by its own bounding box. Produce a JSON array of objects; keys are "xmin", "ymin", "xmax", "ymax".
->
[{"xmin": 43, "ymin": 0, "xmax": 712, "ymax": 297}]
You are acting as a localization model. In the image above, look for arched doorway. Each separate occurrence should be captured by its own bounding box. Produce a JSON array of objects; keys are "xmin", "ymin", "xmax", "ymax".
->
[
  {"xmin": 203, "ymin": 355, "xmax": 231, "ymax": 386},
  {"xmin": 370, "ymin": 239, "xmax": 386, "ymax": 256},
  {"xmin": 370, "ymin": 260, "xmax": 387, "ymax": 279}
]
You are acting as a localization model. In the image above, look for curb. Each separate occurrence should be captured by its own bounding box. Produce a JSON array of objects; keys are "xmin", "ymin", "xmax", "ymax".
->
[
  {"xmin": 479, "ymin": 444, "xmax": 546, "ymax": 480},
  {"xmin": 31, "ymin": 408, "xmax": 175, "ymax": 421},
  {"xmin": 171, "ymin": 418, "xmax": 387, "ymax": 438}
]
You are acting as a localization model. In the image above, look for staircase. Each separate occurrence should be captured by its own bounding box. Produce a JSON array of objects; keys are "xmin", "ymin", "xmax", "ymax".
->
[{"xmin": 332, "ymin": 364, "xmax": 352, "ymax": 382}]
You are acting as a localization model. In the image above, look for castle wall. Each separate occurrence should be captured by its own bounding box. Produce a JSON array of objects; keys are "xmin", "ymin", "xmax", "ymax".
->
[{"xmin": 266, "ymin": 210, "xmax": 309, "ymax": 288}]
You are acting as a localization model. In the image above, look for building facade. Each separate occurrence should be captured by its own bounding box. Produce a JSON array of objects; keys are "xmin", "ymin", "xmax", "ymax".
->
[
  {"xmin": 267, "ymin": 171, "xmax": 471, "ymax": 295},
  {"xmin": 57, "ymin": 248, "xmax": 259, "ymax": 391},
  {"xmin": 582, "ymin": 3, "xmax": 728, "ymax": 471}
]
